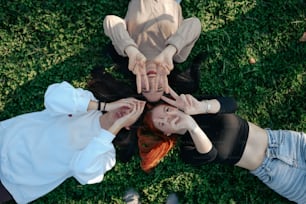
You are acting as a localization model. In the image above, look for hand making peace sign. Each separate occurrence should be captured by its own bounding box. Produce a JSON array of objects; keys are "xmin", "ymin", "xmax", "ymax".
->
[{"xmin": 161, "ymin": 87, "xmax": 204, "ymax": 115}]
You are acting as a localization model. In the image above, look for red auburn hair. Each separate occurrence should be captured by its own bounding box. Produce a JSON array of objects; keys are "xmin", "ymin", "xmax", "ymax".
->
[{"xmin": 137, "ymin": 104, "xmax": 177, "ymax": 173}]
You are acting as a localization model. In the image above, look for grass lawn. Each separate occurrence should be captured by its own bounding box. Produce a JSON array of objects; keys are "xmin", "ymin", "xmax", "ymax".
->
[{"xmin": 1, "ymin": 0, "xmax": 305, "ymax": 203}]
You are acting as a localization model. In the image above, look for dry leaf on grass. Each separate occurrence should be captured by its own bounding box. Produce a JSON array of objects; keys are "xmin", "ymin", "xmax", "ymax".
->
[{"xmin": 299, "ymin": 32, "xmax": 306, "ymax": 42}]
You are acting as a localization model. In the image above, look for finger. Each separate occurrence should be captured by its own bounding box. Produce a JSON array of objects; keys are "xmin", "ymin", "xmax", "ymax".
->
[
  {"xmin": 142, "ymin": 75, "xmax": 149, "ymax": 92},
  {"xmin": 162, "ymin": 64, "xmax": 170, "ymax": 75},
  {"xmin": 161, "ymin": 95, "xmax": 176, "ymax": 106},
  {"xmin": 128, "ymin": 104, "xmax": 138, "ymax": 116},
  {"xmin": 121, "ymin": 103, "xmax": 133, "ymax": 110},
  {"xmin": 184, "ymin": 94, "xmax": 190, "ymax": 106},
  {"xmin": 167, "ymin": 110, "xmax": 183, "ymax": 116},
  {"xmin": 135, "ymin": 100, "xmax": 147, "ymax": 106},
  {"xmin": 138, "ymin": 62, "xmax": 149, "ymax": 91},
  {"xmin": 139, "ymin": 101, "xmax": 146, "ymax": 111},
  {"xmin": 180, "ymin": 94, "xmax": 187, "ymax": 104},
  {"xmin": 172, "ymin": 116, "xmax": 180, "ymax": 125},
  {"xmin": 136, "ymin": 72, "xmax": 142, "ymax": 94},
  {"xmin": 126, "ymin": 98, "xmax": 140, "ymax": 103},
  {"xmin": 170, "ymin": 117, "xmax": 180, "ymax": 130},
  {"xmin": 168, "ymin": 63, "xmax": 174, "ymax": 72},
  {"xmin": 167, "ymin": 110, "xmax": 183, "ymax": 119},
  {"xmin": 155, "ymin": 72, "xmax": 160, "ymax": 91},
  {"xmin": 133, "ymin": 101, "xmax": 144, "ymax": 116},
  {"xmin": 168, "ymin": 87, "xmax": 179, "ymax": 99},
  {"xmin": 186, "ymin": 95, "xmax": 193, "ymax": 106},
  {"xmin": 128, "ymin": 61, "xmax": 136, "ymax": 72},
  {"xmin": 121, "ymin": 99, "xmax": 134, "ymax": 105},
  {"xmin": 163, "ymin": 75, "xmax": 169, "ymax": 94}
]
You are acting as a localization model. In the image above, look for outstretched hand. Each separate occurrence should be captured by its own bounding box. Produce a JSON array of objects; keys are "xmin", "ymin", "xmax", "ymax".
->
[
  {"xmin": 164, "ymin": 110, "xmax": 195, "ymax": 135},
  {"xmin": 153, "ymin": 45, "xmax": 175, "ymax": 74},
  {"xmin": 161, "ymin": 87, "xmax": 203, "ymax": 115},
  {"xmin": 153, "ymin": 47, "xmax": 175, "ymax": 94},
  {"xmin": 125, "ymin": 46, "xmax": 149, "ymax": 93},
  {"xmin": 155, "ymin": 63, "xmax": 170, "ymax": 94}
]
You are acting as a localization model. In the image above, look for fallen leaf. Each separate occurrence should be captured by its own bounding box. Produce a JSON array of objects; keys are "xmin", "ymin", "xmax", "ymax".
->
[{"xmin": 299, "ymin": 32, "xmax": 306, "ymax": 42}]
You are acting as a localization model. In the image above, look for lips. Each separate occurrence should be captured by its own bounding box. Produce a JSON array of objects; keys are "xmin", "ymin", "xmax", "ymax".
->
[{"xmin": 147, "ymin": 70, "xmax": 156, "ymax": 76}]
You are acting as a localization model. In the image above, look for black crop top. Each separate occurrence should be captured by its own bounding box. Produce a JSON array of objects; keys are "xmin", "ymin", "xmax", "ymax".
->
[{"xmin": 180, "ymin": 97, "xmax": 249, "ymax": 166}]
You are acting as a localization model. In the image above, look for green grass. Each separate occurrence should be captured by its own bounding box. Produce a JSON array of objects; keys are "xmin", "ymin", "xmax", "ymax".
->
[{"xmin": 1, "ymin": 0, "xmax": 305, "ymax": 203}]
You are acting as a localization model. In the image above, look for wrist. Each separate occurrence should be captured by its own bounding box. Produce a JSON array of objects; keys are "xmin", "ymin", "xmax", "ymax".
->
[
  {"xmin": 165, "ymin": 44, "xmax": 177, "ymax": 57},
  {"xmin": 125, "ymin": 45, "xmax": 138, "ymax": 57},
  {"xmin": 200, "ymin": 100, "xmax": 211, "ymax": 114},
  {"xmin": 186, "ymin": 117, "xmax": 197, "ymax": 131},
  {"xmin": 108, "ymin": 124, "xmax": 120, "ymax": 135},
  {"xmin": 98, "ymin": 101, "xmax": 107, "ymax": 112}
]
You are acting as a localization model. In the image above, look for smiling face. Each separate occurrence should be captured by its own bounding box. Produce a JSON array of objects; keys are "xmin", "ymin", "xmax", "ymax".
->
[
  {"xmin": 151, "ymin": 104, "xmax": 180, "ymax": 135},
  {"xmin": 141, "ymin": 62, "xmax": 164, "ymax": 102}
]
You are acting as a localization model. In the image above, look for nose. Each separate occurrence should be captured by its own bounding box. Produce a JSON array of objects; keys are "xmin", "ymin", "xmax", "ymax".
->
[
  {"xmin": 162, "ymin": 115, "xmax": 172, "ymax": 124},
  {"xmin": 148, "ymin": 77, "xmax": 156, "ymax": 91},
  {"xmin": 155, "ymin": 117, "xmax": 168, "ymax": 124}
]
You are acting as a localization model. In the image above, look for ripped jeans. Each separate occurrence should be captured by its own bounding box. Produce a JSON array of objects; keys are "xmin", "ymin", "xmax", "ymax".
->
[{"xmin": 250, "ymin": 129, "xmax": 306, "ymax": 204}]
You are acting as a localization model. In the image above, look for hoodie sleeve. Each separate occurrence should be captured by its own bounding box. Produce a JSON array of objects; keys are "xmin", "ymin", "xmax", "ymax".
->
[{"xmin": 44, "ymin": 81, "xmax": 96, "ymax": 116}]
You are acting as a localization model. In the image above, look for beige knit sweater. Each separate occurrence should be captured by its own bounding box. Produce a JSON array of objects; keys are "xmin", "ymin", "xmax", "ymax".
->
[{"xmin": 103, "ymin": 0, "xmax": 201, "ymax": 63}]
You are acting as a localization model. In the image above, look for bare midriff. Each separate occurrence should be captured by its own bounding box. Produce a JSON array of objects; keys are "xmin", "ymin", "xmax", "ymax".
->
[{"xmin": 235, "ymin": 122, "xmax": 268, "ymax": 170}]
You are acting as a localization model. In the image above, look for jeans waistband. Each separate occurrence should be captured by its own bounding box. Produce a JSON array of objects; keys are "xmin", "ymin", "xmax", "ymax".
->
[{"xmin": 250, "ymin": 129, "xmax": 274, "ymax": 174}]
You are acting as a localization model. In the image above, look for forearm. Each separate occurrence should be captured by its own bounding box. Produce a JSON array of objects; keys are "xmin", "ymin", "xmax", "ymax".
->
[
  {"xmin": 107, "ymin": 124, "xmax": 121, "ymax": 136},
  {"xmin": 197, "ymin": 97, "xmax": 238, "ymax": 114},
  {"xmin": 166, "ymin": 17, "xmax": 201, "ymax": 63},
  {"xmin": 162, "ymin": 44, "xmax": 177, "ymax": 59},
  {"xmin": 103, "ymin": 15, "xmax": 137, "ymax": 57},
  {"xmin": 188, "ymin": 122, "xmax": 213, "ymax": 154},
  {"xmin": 124, "ymin": 46, "xmax": 141, "ymax": 60}
]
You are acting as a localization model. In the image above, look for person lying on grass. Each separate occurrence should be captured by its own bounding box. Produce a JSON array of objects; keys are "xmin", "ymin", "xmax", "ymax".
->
[
  {"xmin": 103, "ymin": 0, "xmax": 201, "ymax": 102},
  {"xmin": 0, "ymin": 81, "xmax": 145, "ymax": 204},
  {"xmin": 137, "ymin": 87, "xmax": 306, "ymax": 204},
  {"xmin": 87, "ymin": 53, "xmax": 203, "ymax": 163}
]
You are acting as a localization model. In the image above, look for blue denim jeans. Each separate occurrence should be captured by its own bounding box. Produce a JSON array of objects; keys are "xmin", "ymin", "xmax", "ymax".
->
[{"xmin": 250, "ymin": 129, "xmax": 306, "ymax": 204}]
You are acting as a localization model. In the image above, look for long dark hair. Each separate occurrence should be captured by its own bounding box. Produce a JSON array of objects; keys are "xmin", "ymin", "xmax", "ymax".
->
[
  {"xmin": 87, "ymin": 65, "xmax": 143, "ymax": 101},
  {"xmin": 87, "ymin": 65, "xmax": 143, "ymax": 162}
]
